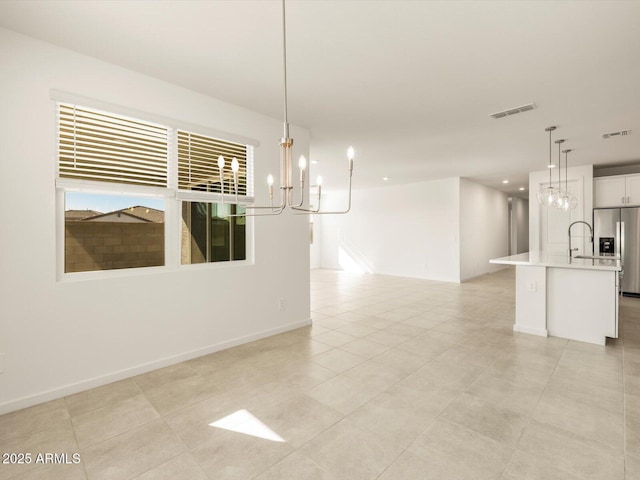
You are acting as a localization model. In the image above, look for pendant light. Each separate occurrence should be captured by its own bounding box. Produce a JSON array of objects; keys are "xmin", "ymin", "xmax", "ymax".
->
[
  {"xmin": 561, "ymin": 149, "xmax": 578, "ymax": 210},
  {"xmin": 537, "ymin": 126, "xmax": 558, "ymax": 207},
  {"xmin": 553, "ymin": 138, "xmax": 565, "ymax": 208}
]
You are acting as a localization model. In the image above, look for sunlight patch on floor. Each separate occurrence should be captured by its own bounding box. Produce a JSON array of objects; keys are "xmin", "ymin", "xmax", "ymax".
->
[{"xmin": 209, "ymin": 409, "xmax": 285, "ymax": 442}]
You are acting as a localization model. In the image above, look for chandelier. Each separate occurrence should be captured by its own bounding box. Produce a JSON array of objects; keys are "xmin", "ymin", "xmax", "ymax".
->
[{"xmin": 222, "ymin": 0, "xmax": 354, "ymax": 216}]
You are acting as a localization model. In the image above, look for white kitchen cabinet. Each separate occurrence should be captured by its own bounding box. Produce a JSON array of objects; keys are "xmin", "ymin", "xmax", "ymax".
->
[
  {"xmin": 626, "ymin": 174, "xmax": 640, "ymax": 205},
  {"xmin": 594, "ymin": 174, "xmax": 640, "ymax": 207}
]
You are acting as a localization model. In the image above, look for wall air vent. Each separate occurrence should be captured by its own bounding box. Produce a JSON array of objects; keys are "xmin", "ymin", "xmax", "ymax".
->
[
  {"xmin": 490, "ymin": 103, "xmax": 536, "ymax": 119},
  {"xmin": 602, "ymin": 129, "xmax": 631, "ymax": 139}
]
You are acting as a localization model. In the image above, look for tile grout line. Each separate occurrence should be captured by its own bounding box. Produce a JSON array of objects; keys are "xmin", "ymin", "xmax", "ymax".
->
[
  {"xmin": 502, "ymin": 340, "xmax": 568, "ymax": 477},
  {"xmin": 62, "ymin": 395, "xmax": 91, "ymax": 480}
]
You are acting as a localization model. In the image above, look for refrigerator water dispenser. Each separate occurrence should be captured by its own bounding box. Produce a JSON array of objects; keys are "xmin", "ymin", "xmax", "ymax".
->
[{"xmin": 599, "ymin": 237, "xmax": 615, "ymax": 256}]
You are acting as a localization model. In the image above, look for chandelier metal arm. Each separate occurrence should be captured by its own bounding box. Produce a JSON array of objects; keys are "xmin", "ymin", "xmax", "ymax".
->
[
  {"xmin": 291, "ymin": 184, "xmax": 321, "ymax": 214},
  {"xmin": 292, "ymin": 164, "xmax": 354, "ymax": 215},
  {"xmin": 307, "ymin": 177, "xmax": 353, "ymax": 215},
  {"xmin": 231, "ymin": 206, "xmax": 285, "ymax": 218}
]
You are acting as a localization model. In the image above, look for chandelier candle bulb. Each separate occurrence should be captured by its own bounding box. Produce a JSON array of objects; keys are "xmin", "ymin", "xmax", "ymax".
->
[
  {"xmin": 217, "ymin": 155, "xmax": 226, "ymax": 202},
  {"xmin": 231, "ymin": 157, "xmax": 239, "ymax": 198},
  {"xmin": 267, "ymin": 174, "xmax": 274, "ymax": 202},
  {"xmin": 348, "ymin": 146, "xmax": 355, "ymax": 171},
  {"xmin": 298, "ymin": 155, "xmax": 306, "ymax": 183}
]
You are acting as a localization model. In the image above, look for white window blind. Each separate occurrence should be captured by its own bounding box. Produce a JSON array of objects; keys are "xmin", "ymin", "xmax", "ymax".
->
[
  {"xmin": 177, "ymin": 130, "xmax": 250, "ymax": 196},
  {"xmin": 58, "ymin": 103, "xmax": 168, "ymax": 187}
]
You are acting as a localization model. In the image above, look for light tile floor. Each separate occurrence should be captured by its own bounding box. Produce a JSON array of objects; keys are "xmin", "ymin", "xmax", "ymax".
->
[{"xmin": 1, "ymin": 267, "xmax": 639, "ymax": 479}]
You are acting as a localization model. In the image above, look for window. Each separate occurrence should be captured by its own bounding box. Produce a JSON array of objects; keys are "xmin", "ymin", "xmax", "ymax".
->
[
  {"xmin": 176, "ymin": 129, "xmax": 251, "ymax": 264},
  {"xmin": 64, "ymin": 193, "xmax": 165, "ymax": 273},
  {"xmin": 177, "ymin": 130, "xmax": 250, "ymax": 196},
  {"xmin": 56, "ymin": 101, "xmax": 254, "ymax": 276},
  {"xmin": 58, "ymin": 104, "xmax": 168, "ymax": 187},
  {"xmin": 181, "ymin": 203, "xmax": 246, "ymax": 264}
]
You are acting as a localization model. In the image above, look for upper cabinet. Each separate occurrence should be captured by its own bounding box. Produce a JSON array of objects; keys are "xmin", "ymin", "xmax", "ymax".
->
[{"xmin": 594, "ymin": 174, "xmax": 640, "ymax": 207}]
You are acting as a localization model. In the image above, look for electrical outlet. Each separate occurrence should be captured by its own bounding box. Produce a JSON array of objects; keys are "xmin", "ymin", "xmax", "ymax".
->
[
  {"xmin": 0, "ymin": 353, "xmax": 5, "ymax": 374},
  {"xmin": 528, "ymin": 281, "xmax": 537, "ymax": 292},
  {"xmin": 278, "ymin": 298, "xmax": 286, "ymax": 311}
]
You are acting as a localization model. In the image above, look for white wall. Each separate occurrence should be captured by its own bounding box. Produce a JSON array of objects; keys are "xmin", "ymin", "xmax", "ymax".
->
[
  {"xmin": 315, "ymin": 177, "xmax": 509, "ymax": 282},
  {"xmin": 0, "ymin": 28, "xmax": 310, "ymax": 414},
  {"xmin": 459, "ymin": 179, "xmax": 509, "ymax": 281},
  {"xmin": 529, "ymin": 165, "xmax": 593, "ymax": 255},
  {"xmin": 316, "ymin": 178, "xmax": 461, "ymax": 282}
]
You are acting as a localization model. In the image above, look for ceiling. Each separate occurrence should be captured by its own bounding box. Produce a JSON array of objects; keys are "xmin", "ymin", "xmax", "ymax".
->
[{"xmin": 2, "ymin": 0, "xmax": 640, "ymax": 197}]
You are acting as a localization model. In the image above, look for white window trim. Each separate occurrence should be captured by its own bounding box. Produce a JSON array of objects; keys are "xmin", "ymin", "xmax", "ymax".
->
[{"xmin": 54, "ymin": 94, "xmax": 257, "ymax": 282}]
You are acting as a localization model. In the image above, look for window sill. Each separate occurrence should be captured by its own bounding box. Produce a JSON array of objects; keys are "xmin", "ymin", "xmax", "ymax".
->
[{"xmin": 58, "ymin": 260, "xmax": 255, "ymax": 283}]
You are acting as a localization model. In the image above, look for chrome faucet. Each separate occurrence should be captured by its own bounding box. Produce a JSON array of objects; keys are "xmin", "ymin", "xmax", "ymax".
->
[{"xmin": 568, "ymin": 221, "xmax": 594, "ymax": 260}]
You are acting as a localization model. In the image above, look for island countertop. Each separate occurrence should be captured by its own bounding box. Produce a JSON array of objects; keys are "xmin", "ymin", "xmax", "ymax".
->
[{"xmin": 490, "ymin": 252, "xmax": 622, "ymax": 272}]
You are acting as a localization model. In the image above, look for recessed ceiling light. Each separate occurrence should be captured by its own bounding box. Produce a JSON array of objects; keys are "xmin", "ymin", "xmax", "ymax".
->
[
  {"xmin": 502, "ymin": 180, "xmax": 509, "ymax": 184},
  {"xmin": 311, "ymin": 160, "xmax": 318, "ymax": 164},
  {"xmin": 547, "ymin": 164, "xmax": 556, "ymax": 169},
  {"xmin": 519, "ymin": 187, "xmax": 526, "ymax": 191},
  {"xmin": 382, "ymin": 177, "xmax": 389, "ymax": 181}
]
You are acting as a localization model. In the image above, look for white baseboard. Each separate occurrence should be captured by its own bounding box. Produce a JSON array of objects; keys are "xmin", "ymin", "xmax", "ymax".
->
[
  {"xmin": 0, "ymin": 318, "xmax": 311, "ymax": 416},
  {"xmin": 513, "ymin": 324, "xmax": 548, "ymax": 337}
]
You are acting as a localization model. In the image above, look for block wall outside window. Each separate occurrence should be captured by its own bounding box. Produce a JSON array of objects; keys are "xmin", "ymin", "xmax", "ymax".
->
[{"xmin": 64, "ymin": 193, "xmax": 165, "ymax": 273}]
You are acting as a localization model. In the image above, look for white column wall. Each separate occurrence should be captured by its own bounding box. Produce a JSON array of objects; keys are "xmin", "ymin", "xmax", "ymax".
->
[
  {"xmin": 459, "ymin": 178, "xmax": 509, "ymax": 281},
  {"xmin": 529, "ymin": 165, "xmax": 593, "ymax": 254},
  {"xmin": 0, "ymin": 29, "xmax": 310, "ymax": 414}
]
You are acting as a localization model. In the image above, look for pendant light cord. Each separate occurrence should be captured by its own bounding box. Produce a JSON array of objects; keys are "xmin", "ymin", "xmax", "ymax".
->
[
  {"xmin": 548, "ymin": 128, "xmax": 552, "ymax": 185},
  {"xmin": 554, "ymin": 138, "xmax": 565, "ymax": 195},
  {"xmin": 565, "ymin": 150, "xmax": 568, "ymax": 190},
  {"xmin": 564, "ymin": 149, "xmax": 571, "ymax": 191}
]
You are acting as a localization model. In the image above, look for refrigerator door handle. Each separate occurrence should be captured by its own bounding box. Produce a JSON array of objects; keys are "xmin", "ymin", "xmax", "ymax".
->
[
  {"xmin": 617, "ymin": 220, "xmax": 624, "ymax": 296},
  {"xmin": 620, "ymin": 221, "xmax": 625, "ymax": 268}
]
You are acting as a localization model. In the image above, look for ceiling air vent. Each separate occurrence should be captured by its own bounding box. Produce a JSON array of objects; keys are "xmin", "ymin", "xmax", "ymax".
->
[
  {"xmin": 602, "ymin": 129, "xmax": 631, "ymax": 139},
  {"xmin": 490, "ymin": 103, "xmax": 536, "ymax": 119}
]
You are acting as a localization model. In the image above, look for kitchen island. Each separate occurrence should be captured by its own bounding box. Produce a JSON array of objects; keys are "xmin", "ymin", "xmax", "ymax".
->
[{"xmin": 490, "ymin": 252, "xmax": 622, "ymax": 345}]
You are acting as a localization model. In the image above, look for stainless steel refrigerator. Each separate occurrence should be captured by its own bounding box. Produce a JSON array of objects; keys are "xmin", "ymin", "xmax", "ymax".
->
[{"xmin": 594, "ymin": 207, "xmax": 640, "ymax": 295}]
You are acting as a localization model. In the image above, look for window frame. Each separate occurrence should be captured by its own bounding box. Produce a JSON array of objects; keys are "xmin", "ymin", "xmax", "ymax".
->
[{"xmin": 53, "ymin": 91, "xmax": 257, "ymax": 282}]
